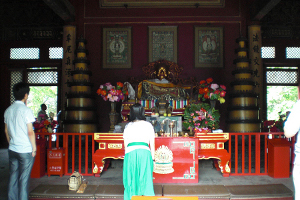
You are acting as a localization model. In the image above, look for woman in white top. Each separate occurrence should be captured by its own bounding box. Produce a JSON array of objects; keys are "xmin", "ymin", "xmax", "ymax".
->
[{"xmin": 123, "ymin": 103, "xmax": 155, "ymax": 200}]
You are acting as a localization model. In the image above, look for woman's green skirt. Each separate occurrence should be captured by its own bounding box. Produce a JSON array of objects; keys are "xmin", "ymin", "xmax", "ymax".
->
[{"xmin": 123, "ymin": 148, "xmax": 155, "ymax": 200}]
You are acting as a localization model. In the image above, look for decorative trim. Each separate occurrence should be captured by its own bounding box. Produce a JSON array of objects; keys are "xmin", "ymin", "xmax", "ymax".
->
[{"xmin": 108, "ymin": 143, "xmax": 123, "ymax": 149}]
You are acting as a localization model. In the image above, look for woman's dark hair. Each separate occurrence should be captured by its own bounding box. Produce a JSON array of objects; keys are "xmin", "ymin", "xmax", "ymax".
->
[
  {"xmin": 129, "ymin": 103, "xmax": 146, "ymax": 122},
  {"xmin": 13, "ymin": 82, "xmax": 30, "ymax": 100}
]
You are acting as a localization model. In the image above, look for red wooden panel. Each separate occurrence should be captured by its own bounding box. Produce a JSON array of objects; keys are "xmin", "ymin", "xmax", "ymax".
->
[{"xmin": 153, "ymin": 137, "xmax": 198, "ymax": 183}]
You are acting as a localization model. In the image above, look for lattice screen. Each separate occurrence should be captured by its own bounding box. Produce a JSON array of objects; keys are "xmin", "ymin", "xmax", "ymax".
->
[
  {"xmin": 266, "ymin": 69, "xmax": 298, "ymax": 85},
  {"xmin": 10, "ymin": 69, "xmax": 58, "ymax": 104},
  {"xmin": 286, "ymin": 47, "xmax": 300, "ymax": 59},
  {"xmin": 27, "ymin": 71, "xmax": 58, "ymax": 84},
  {"xmin": 49, "ymin": 47, "xmax": 63, "ymax": 59},
  {"xmin": 261, "ymin": 47, "xmax": 275, "ymax": 58},
  {"xmin": 10, "ymin": 71, "xmax": 23, "ymax": 104},
  {"xmin": 10, "ymin": 48, "xmax": 40, "ymax": 59}
]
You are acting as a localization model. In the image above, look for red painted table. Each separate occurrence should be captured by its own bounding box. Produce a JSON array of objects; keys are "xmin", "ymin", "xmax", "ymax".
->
[
  {"xmin": 93, "ymin": 132, "xmax": 231, "ymax": 181},
  {"xmin": 196, "ymin": 132, "xmax": 231, "ymax": 177}
]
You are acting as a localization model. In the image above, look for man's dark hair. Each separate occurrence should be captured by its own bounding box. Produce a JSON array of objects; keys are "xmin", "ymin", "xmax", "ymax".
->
[
  {"xmin": 13, "ymin": 82, "xmax": 30, "ymax": 100},
  {"xmin": 41, "ymin": 104, "xmax": 46, "ymax": 109},
  {"xmin": 129, "ymin": 103, "xmax": 146, "ymax": 122}
]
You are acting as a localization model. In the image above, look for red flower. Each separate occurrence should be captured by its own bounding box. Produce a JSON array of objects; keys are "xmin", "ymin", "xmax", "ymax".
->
[
  {"xmin": 263, "ymin": 120, "xmax": 275, "ymax": 128},
  {"xmin": 96, "ymin": 88, "xmax": 101, "ymax": 95},
  {"xmin": 199, "ymin": 88, "xmax": 205, "ymax": 94},
  {"xmin": 214, "ymin": 90, "xmax": 220, "ymax": 94},
  {"xmin": 199, "ymin": 80, "xmax": 206, "ymax": 85},
  {"xmin": 203, "ymin": 87, "xmax": 209, "ymax": 94},
  {"xmin": 220, "ymin": 91, "xmax": 226, "ymax": 97},
  {"xmin": 204, "ymin": 94, "xmax": 210, "ymax": 99},
  {"xmin": 206, "ymin": 78, "xmax": 213, "ymax": 84},
  {"xmin": 117, "ymin": 82, "xmax": 123, "ymax": 88}
]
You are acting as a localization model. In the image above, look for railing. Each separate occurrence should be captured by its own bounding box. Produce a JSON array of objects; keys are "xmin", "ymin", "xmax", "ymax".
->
[
  {"xmin": 228, "ymin": 132, "xmax": 295, "ymax": 176},
  {"xmin": 36, "ymin": 132, "xmax": 295, "ymax": 177},
  {"xmin": 36, "ymin": 132, "xmax": 95, "ymax": 176}
]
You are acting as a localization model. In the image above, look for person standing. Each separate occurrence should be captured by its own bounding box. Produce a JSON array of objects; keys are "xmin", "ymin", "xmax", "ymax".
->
[
  {"xmin": 123, "ymin": 103, "xmax": 155, "ymax": 200},
  {"xmin": 4, "ymin": 82, "xmax": 36, "ymax": 200},
  {"xmin": 284, "ymin": 100, "xmax": 300, "ymax": 200},
  {"xmin": 37, "ymin": 103, "xmax": 48, "ymax": 122}
]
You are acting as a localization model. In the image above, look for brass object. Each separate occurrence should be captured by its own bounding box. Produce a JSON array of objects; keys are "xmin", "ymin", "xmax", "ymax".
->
[
  {"xmin": 169, "ymin": 120, "xmax": 176, "ymax": 137},
  {"xmin": 151, "ymin": 99, "xmax": 173, "ymax": 116}
]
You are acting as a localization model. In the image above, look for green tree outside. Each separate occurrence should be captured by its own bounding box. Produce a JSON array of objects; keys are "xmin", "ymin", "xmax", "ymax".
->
[
  {"xmin": 267, "ymin": 86, "xmax": 298, "ymax": 120},
  {"xmin": 27, "ymin": 86, "xmax": 58, "ymax": 119}
]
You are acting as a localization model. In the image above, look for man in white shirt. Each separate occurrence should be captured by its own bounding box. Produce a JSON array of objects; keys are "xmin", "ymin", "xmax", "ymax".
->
[
  {"xmin": 4, "ymin": 82, "xmax": 36, "ymax": 200},
  {"xmin": 284, "ymin": 100, "xmax": 300, "ymax": 200}
]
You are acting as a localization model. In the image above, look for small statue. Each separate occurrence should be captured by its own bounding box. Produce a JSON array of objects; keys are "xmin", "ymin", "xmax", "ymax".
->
[{"xmin": 151, "ymin": 99, "xmax": 173, "ymax": 116}]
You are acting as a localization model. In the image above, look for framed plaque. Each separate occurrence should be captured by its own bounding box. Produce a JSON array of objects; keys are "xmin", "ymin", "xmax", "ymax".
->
[
  {"xmin": 149, "ymin": 26, "xmax": 177, "ymax": 63},
  {"xmin": 103, "ymin": 27, "xmax": 132, "ymax": 69},
  {"xmin": 195, "ymin": 26, "xmax": 224, "ymax": 68}
]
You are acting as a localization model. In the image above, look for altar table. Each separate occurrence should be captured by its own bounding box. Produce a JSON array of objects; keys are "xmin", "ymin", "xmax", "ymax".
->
[{"xmin": 93, "ymin": 132, "xmax": 231, "ymax": 181}]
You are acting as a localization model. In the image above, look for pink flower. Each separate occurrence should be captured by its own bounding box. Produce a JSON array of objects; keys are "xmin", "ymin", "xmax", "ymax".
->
[
  {"xmin": 105, "ymin": 83, "xmax": 113, "ymax": 90},
  {"xmin": 210, "ymin": 83, "xmax": 219, "ymax": 90},
  {"xmin": 190, "ymin": 113, "xmax": 194, "ymax": 116}
]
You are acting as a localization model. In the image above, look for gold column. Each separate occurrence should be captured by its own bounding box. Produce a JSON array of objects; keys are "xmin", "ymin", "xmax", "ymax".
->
[
  {"xmin": 248, "ymin": 25, "xmax": 263, "ymax": 123},
  {"xmin": 61, "ymin": 25, "xmax": 76, "ymax": 124}
]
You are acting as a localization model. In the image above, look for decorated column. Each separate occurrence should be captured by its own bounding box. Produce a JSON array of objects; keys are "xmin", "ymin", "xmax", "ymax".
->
[
  {"xmin": 248, "ymin": 25, "xmax": 264, "ymax": 123},
  {"xmin": 61, "ymin": 25, "xmax": 76, "ymax": 124}
]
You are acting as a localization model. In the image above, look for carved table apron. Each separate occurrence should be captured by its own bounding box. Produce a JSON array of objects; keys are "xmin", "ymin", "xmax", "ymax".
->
[{"xmin": 93, "ymin": 133, "xmax": 230, "ymax": 180}]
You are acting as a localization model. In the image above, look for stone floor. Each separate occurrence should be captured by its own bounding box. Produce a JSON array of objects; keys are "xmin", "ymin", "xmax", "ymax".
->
[{"xmin": 0, "ymin": 149, "xmax": 295, "ymax": 200}]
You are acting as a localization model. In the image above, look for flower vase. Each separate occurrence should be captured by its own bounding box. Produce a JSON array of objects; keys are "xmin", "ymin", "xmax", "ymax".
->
[
  {"xmin": 109, "ymin": 102, "xmax": 119, "ymax": 132},
  {"xmin": 188, "ymin": 129, "xmax": 195, "ymax": 136},
  {"xmin": 210, "ymin": 99, "xmax": 217, "ymax": 109}
]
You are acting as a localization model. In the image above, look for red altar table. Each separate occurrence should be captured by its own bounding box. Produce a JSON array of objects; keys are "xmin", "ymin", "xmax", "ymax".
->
[{"xmin": 93, "ymin": 132, "xmax": 230, "ymax": 180}]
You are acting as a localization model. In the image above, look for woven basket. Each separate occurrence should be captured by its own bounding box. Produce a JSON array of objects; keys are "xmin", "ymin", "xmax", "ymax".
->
[{"xmin": 68, "ymin": 171, "xmax": 82, "ymax": 191}]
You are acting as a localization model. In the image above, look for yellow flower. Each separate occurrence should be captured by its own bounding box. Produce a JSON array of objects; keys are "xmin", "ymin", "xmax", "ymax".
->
[{"xmin": 219, "ymin": 97, "xmax": 225, "ymax": 104}]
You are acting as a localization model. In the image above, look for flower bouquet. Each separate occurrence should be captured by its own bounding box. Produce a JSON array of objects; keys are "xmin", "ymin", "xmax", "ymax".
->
[
  {"xmin": 34, "ymin": 118, "xmax": 58, "ymax": 133},
  {"xmin": 198, "ymin": 78, "xmax": 226, "ymax": 104},
  {"xmin": 183, "ymin": 103, "xmax": 220, "ymax": 135},
  {"xmin": 263, "ymin": 112, "xmax": 286, "ymax": 132},
  {"xmin": 97, "ymin": 82, "xmax": 128, "ymax": 102}
]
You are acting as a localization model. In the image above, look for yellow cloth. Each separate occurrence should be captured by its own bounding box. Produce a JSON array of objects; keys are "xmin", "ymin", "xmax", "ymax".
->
[{"xmin": 137, "ymin": 80, "xmax": 191, "ymax": 100}]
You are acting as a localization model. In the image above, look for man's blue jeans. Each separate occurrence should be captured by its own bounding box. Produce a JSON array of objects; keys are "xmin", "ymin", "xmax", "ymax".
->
[{"xmin": 8, "ymin": 150, "xmax": 35, "ymax": 200}]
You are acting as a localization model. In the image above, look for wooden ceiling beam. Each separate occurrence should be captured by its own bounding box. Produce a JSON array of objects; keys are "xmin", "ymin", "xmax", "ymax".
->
[
  {"xmin": 252, "ymin": 0, "xmax": 281, "ymax": 21},
  {"xmin": 42, "ymin": 0, "xmax": 75, "ymax": 22}
]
